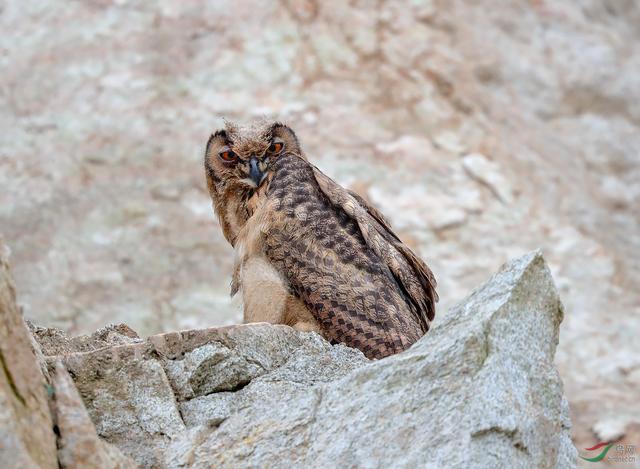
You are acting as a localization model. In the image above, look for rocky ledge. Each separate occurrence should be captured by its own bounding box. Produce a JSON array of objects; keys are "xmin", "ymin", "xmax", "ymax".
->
[{"xmin": 1, "ymin": 245, "xmax": 577, "ymax": 468}]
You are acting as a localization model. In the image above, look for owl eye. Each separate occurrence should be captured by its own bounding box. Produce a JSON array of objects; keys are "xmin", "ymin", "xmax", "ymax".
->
[
  {"xmin": 269, "ymin": 141, "xmax": 284, "ymax": 153},
  {"xmin": 219, "ymin": 149, "xmax": 237, "ymax": 162}
]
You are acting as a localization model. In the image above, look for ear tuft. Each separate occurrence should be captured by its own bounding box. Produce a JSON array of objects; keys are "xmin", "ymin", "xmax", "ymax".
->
[
  {"xmin": 269, "ymin": 122, "xmax": 300, "ymax": 148},
  {"xmin": 269, "ymin": 121, "xmax": 288, "ymax": 134},
  {"xmin": 206, "ymin": 129, "xmax": 227, "ymax": 158}
]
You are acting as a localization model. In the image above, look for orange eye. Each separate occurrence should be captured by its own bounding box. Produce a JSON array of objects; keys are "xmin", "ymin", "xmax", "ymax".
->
[
  {"xmin": 219, "ymin": 150, "xmax": 236, "ymax": 162},
  {"xmin": 269, "ymin": 141, "xmax": 283, "ymax": 153}
]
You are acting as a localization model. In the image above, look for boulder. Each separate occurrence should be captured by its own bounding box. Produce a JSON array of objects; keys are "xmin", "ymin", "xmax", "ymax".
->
[
  {"xmin": 42, "ymin": 322, "xmax": 367, "ymax": 467},
  {"xmin": 52, "ymin": 360, "xmax": 138, "ymax": 469},
  {"xmin": 0, "ymin": 241, "xmax": 58, "ymax": 468},
  {"xmin": 35, "ymin": 251, "xmax": 577, "ymax": 468}
]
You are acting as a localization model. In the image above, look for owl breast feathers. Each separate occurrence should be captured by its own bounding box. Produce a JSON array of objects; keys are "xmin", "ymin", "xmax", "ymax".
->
[{"xmin": 204, "ymin": 121, "xmax": 437, "ymax": 359}]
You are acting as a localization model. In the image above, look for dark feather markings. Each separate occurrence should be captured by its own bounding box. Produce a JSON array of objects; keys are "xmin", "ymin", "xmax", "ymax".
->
[
  {"xmin": 264, "ymin": 154, "xmax": 437, "ymax": 359},
  {"xmin": 312, "ymin": 164, "xmax": 438, "ymax": 334},
  {"xmin": 347, "ymin": 189, "xmax": 438, "ymax": 331}
]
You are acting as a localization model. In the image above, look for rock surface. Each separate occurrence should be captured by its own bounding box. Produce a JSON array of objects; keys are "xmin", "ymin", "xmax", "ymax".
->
[
  {"xmin": 43, "ymin": 323, "xmax": 367, "ymax": 468},
  {"xmin": 52, "ymin": 360, "xmax": 138, "ymax": 469},
  {"xmin": 29, "ymin": 321, "xmax": 142, "ymax": 357},
  {"xmin": 0, "ymin": 241, "xmax": 58, "ymax": 468},
  {"xmin": 34, "ymin": 251, "xmax": 577, "ymax": 468}
]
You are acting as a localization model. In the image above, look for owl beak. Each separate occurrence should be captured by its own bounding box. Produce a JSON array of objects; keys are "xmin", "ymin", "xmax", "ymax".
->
[{"xmin": 248, "ymin": 157, "xmax": 265, "ymax": 187}]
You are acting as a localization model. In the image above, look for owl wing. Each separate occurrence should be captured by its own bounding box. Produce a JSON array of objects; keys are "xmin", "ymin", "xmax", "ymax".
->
[
  {"xmin": 263, "ymin": 155, "xmax": 437, "ymax": 359},
  {"xmin": 314, "ymin": 168, "xmax": 438, "ymax": 332}
]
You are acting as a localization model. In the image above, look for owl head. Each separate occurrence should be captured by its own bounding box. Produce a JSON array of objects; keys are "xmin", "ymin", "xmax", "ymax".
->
[
  {"xmin": 205, "ymin": 120, "xmax": 302, "ymax": 191},
  {"xmin": 204, "ymin": 120, "xmax": 303, "ymax": 244}
]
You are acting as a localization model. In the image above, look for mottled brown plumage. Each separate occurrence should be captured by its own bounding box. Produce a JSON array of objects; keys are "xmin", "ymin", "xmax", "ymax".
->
[{"xmin": 204, "ymin": 121, "xmax": 437, "ymax": 359}]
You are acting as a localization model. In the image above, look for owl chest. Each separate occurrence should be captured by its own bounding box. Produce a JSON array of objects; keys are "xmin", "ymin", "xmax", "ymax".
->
[
  {"xmin": 233, "ymin": 199, "xmax": 291, "ymax": 324},
  {"xmin": 236, "ymin": 253, "xmax": 290, "ymax": 324},
  {"xmin": 234, "ymin": 243, "xmax": 318, "ymax": 332}
]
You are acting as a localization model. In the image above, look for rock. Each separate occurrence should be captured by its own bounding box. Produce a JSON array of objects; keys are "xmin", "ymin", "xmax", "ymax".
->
[
  {"xmin": 0, "ymin": 240, "xmax": 58, "ymax": 468},
  {"xmin": 52, "ymin": 360, "xmax": 138, "ymax": 469},
  {"xmin": 39, "ymin": 323, "xmax": 367, "ymax": 467},
  {"xmin": 58, "ymin": 346, "xmax": 186, "ymax": 468},
  {"xmin": 29, "ymin": 322, "xmax": 142, "ymax": 357},
  {"xmin": 34, "ymin": 251, "xmax": 576, "ymax": 468},
  {"xmin": 25, "ymin": 319, "xmax": 52, "ymax": 384},
  {"xmin": 165, "ymin": 251, "xmax": 576, "ymax": 468}
]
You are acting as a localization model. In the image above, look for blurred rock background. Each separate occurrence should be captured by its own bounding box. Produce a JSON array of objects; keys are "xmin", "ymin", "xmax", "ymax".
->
[{"xmin": 1, "ymin": 0, "xmax": 638, "ymax": 458}]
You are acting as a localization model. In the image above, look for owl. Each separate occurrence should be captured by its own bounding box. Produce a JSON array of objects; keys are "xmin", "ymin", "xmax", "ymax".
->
[{"xmin": 204, "ymin": 121, "xmax": 438, "ymax": 359}]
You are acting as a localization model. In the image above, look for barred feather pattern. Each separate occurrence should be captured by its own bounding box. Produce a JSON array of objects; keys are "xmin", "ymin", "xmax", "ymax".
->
[{"xmin": 262, "ymin": 153, "xmax": 437, "ymax": 359}]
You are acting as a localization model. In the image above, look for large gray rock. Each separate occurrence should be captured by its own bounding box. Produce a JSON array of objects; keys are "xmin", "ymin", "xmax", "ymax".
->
[
  {"xmin": 166, "ymin": 251, "xmax": 576, "ymax": 468},
  {"xmin": 0, "ymin": 241, "xmax": 58, "ymax": 468},
  {"xmin": 36, "ymin": 251, "xmax": 576, "ymax": 468},
  {"xmin": 44, "ymin": 322, "xmax": 367, "ymax": 467}
]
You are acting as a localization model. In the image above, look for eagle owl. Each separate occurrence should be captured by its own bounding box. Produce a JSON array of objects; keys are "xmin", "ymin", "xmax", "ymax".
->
[{"xmin": 204, "ymin": 121, "xmax": 437, "ymax": 359}]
